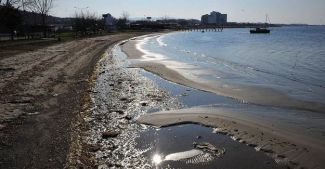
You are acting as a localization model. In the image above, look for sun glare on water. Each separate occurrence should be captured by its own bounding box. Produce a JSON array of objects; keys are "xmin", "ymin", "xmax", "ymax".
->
[{"xmin": 152, "ymin": 154, "xmax": 163, "ymax": 165}]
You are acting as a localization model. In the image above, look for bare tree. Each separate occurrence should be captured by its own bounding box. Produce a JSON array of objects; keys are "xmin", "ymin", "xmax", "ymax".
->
[
  {"xmin": 115, "ymin": 11, "xmax": 130, "ymax": 30},
  {"xmin": 28, "ymin": 0, "xmax": 53, "ymax": 17},
  {"xmin": 121, "ymin": 11, "xmax": 130, "ymax": 22},
  {"xmin": 0, "ymin": 3, "xmax": 22, "ymax": 40},
  {"xmin": 74, "ymin": 10, "xmax": 104, "ymax": 36},
  {"xmin": 161, "ymin": 15, "xmax": 169, "ymax": 23},
  {"xmin": 1, "ymin": 0, "xmax": 18, "ymax": 6},
  {"xmin": 1, "ymin": 0, "xmax": 31, "ymax": 10},
  {"xmin": 19, "ymin": 0, "xmax": 32, "ymax": 10},
  {"xmin": 27, "ymin": 0, "xmax": 54, "ymax": 37}
]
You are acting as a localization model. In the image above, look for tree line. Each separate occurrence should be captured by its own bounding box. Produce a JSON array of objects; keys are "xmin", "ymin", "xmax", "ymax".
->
[
  {"xmin": 0, "ymin": 0, "xmax": 54, "ymax": 40},
  {"xmin": 0, "ymin": 0, "xmax": 133, "ymax": 40},
  {"xmin": 73, "ymin": 10, "xmax": 105, "ymax": 36}
]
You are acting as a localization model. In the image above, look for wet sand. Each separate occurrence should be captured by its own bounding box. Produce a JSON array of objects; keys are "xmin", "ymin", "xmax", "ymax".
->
[
  {"xmin": 120, "ymin": 34, "xmax": 325, "ymax": 169},
  {"xmin": 83, "ymin": 43, "xmax": 182, "ymax": 168},
  {"xmin": 81, "ymin": 41, "xmax": 290, "ymax": 168},
  {"xmin": 137, "ymin": 124, "xmax": 285, "ymax": 169},
  {"xmin": 138, "ymin": 107, "xmax": 325, "ymax": 169}
]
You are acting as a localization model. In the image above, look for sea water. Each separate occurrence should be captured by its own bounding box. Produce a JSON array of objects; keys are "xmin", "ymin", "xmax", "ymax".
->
[{"xmin": 141, "ymin": 26, "xmax": 325, "ymax": 109}]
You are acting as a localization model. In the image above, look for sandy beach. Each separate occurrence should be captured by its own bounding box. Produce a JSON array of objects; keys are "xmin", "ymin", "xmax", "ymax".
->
[
  {"xmin": 1, "ymin": 31, "xmax": 323, "ymax": 169},
  {"xmin": 0, "ymin": 32, "xmax": 149, "ymax": 168},
  {"xmin": 1, "ymin": 0, "xmax": 324, "ymax": 168}
]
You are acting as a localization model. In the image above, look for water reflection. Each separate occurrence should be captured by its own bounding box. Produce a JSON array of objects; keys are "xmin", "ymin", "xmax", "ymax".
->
[
  {"xmin": 152, "ymin": 154, "xmax": 163, "ymax": 166},
  {"xmin": 136, "ymin": 124, "xmax": 284, "ymax": 169}
]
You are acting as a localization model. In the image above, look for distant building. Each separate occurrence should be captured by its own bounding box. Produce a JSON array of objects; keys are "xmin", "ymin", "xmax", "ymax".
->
[
  {"xmin": 201, "ymin": 14, "xmax": 209, "ymax": 24},
  {"xmin": 201, "ymin": 11, "xmax": 227, "ymax": 25},
  {"xmin": 102, "ymin": 13, "xmax": 115, "ymax": 31}
]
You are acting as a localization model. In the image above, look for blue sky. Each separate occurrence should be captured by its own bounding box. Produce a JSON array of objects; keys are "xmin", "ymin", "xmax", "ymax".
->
[{"xmin": 53, "ymin": 0, "xmax": 325, "ymax": 25}]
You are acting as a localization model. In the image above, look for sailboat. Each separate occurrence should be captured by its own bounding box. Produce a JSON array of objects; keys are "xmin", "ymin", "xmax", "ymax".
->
[{"xmin": 250, "ymin": 15, "xmax": 271, "ymax": 34}]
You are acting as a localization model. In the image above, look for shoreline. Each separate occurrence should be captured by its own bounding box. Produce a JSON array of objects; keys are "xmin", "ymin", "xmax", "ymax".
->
[
  {"xmin": 82, "ymin": 40, "xmax": 184, "ymax": 168},
  {"xmin": 1, "ymin": 31, "xmax": 323, "ymax": 168},
  {"xmin": 120, "ymin": 33, "xmax": 325, "ymax": 169},
  {"xmin": 83, "ymin": 40, "xmax": 287, "ymax": 168},
  {"xmin": 121, "ymin": 33, "xmax": 325, "ymax": 114}
]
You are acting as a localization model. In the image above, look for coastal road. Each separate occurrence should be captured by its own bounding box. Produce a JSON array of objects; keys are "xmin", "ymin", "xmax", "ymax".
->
[{"xmin": 0, "ymin": 33, "xmax": 144, "ymax": 168}]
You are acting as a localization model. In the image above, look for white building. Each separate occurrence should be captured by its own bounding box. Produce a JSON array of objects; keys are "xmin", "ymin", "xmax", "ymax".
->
[
  {"xmin": 103, "ymin": 13, "xmax": 115, "ymax": 31},
  {"xmin": 201, "ymin": 11, "xmax": 227, "ymax": 25},
  {"xmin": 103, "ymin": 13, "xmax": 114, "ymax": 26}
]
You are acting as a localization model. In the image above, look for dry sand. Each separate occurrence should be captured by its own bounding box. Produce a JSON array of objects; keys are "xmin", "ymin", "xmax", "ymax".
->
[
  {"xmin": 138, "ymin": 107, "xmax": 325, "ymax": 169},
  {"xmin": 0, "ymin": 32, "xmax": 148, "ymax": 168}
]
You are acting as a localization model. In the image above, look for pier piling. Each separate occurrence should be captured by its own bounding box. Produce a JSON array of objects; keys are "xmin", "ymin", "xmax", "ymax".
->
[{"xmin": 177, "ymin": 25, "xmax": 224, "ymax": 32}]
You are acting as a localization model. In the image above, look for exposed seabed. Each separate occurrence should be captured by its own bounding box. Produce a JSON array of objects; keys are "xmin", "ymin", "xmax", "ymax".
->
[{"xmin": 86, "ymin": 43, "xmax": 289, "ymax": 169}]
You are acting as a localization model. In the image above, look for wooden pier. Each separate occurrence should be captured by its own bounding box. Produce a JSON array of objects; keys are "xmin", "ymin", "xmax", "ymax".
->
[{"xmin": 177, "ymin": 25, "xmax": 224, "ymax": 32}]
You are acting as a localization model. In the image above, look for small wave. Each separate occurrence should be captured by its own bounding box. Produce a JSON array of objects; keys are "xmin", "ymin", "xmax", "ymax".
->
[
  {"xmin": 157, "ymin": 36, "xmax": 168, "ymax": 47},
  {"xmin": 136, "ymin": 36, "xmax": 167, "ymax": 61}
]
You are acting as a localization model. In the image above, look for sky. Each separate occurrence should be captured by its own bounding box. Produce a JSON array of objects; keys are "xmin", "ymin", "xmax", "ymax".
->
[{"xmin": 53, "ymin": 0, "xmax": 325, "ymax": 25}]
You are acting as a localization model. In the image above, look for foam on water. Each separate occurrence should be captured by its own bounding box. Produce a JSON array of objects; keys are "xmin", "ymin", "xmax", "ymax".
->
[
  {"xmin": 157, "ymin": 35, "xmax": 168, "ymax": 47},
  {"xmin": 135, "ymin": 35, "xmax": 166, "ymax": 61}
]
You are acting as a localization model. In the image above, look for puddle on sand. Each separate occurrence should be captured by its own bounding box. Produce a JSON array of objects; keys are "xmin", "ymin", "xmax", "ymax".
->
[
  {"xmin": 140, "ymin": 70, "xmax": 243, "ymax": 108},
  {"xmin": 135, "ymin": 124, "xmax": 285, "ymax": 169}
]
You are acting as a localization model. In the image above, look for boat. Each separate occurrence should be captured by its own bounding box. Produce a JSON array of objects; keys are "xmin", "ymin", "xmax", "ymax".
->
[
  {"xmin": 250, "ymin": 27, "xmax": 270, "ymax": 34},
  {"xmin": 250, "ymin": 15, "xmax": 271, "ymax": 34}
]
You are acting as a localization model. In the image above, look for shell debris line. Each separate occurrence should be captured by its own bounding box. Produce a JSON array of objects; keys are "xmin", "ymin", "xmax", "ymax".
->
[{"xmin": 84, "ymin": 44, "xmax": 181, "ymax": 168}]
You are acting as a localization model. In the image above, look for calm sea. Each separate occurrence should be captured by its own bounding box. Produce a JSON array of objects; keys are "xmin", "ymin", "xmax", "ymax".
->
[{"xmin": 142, "ymin": 26, "xmax": 325, "ymax": 107}]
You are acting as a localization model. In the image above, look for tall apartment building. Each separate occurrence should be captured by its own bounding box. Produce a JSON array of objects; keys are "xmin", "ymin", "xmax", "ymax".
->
[{"xmin": 201, "ymin": 11, "xmax": 227, "ymax": 25}]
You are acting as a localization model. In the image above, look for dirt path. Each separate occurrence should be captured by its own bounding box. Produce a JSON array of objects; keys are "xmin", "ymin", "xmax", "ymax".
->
[{"xmin": 0, "ymin": 33, "xmax": 146, "ymax": 169}]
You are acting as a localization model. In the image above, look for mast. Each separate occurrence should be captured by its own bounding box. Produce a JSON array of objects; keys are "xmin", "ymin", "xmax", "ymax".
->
[
  {"xmin": 265, "ymin": 14, "xmax": 268, "ymax": 28},
  {"xmin": 265, "ymin": 14, "xmax": 271, "ymax": 28}
]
